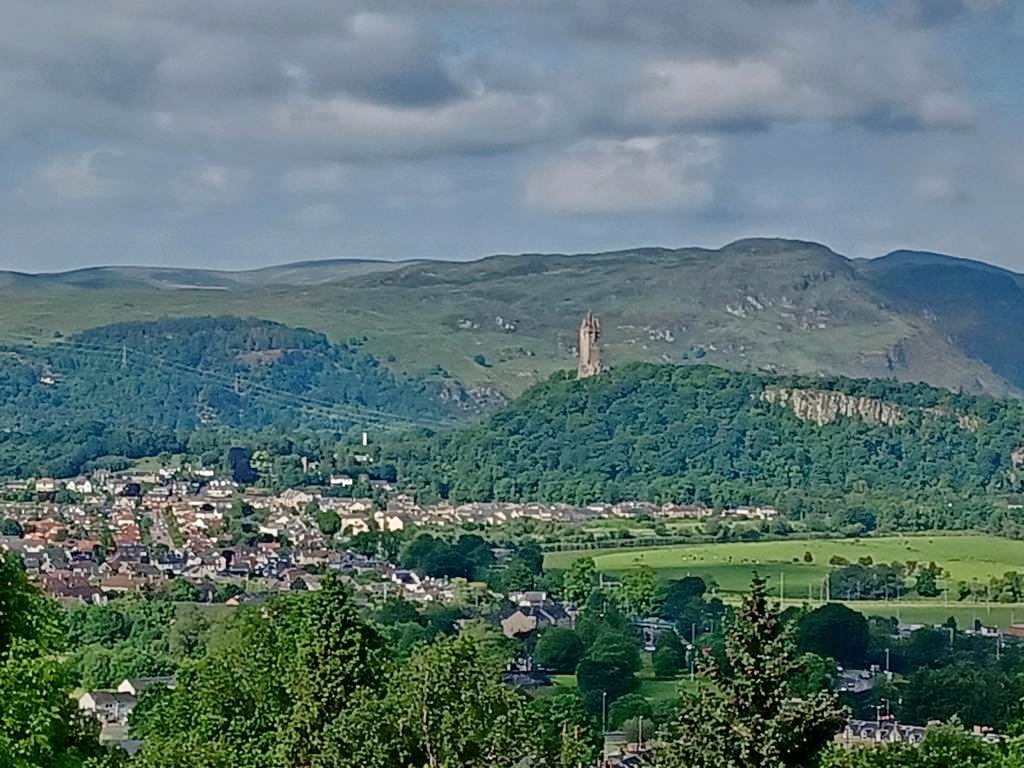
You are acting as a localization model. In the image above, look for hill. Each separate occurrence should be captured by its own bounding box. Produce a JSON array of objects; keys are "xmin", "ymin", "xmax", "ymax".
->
[
  {"xmin": 0, "ymin": 317, "xmax": 457, "ymax": 477},
  {"xmin": 388, "ymin": 363, "xmax": 1024, "ymax": 529},
  {"xmin": 0, "ymin": 238, "xmax": 1020, "ymax": 397},
  {"xmin": 856, "ymin": 251, "xmax": 1024, "ymax": 391},
  {"xmin": 0, "ymin": 258, "xmax": 415, "ymax": 292}
]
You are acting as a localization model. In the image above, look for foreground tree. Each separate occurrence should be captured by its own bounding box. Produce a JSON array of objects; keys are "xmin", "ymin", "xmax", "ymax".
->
[
  {"xmin": 0, "ymin": 553, "xmax": 121, "ymax": 768},
  {"xmin": 131, "ymin": 575, "xmax": 384, "ymax": 768},
  {"xmin": 324, "ymin": 635, "xmax": 551, "ymax": 768},
  {"xmin": 658, "ymin": 576, "xmax": 847, "ymax": 768}
]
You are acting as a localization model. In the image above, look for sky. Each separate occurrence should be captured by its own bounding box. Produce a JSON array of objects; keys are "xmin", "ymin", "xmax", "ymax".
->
[{"xmin": 1, "ymin": 0, "xmax": 1022, "ymax": 272}]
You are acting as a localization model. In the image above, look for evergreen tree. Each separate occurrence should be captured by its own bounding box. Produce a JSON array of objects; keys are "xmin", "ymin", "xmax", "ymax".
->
[{"xmin": 659, "ymin": 576, "xmax": 847, "ymax": 768}]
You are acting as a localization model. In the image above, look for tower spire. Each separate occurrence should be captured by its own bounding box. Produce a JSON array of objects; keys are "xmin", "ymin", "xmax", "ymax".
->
[{"xmin": 577, "ymin": 312, "xmax": 602, "ymax": 379}]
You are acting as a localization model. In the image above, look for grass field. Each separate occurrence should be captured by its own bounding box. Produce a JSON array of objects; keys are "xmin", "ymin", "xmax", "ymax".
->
[
  {"xmin": 545, "ymin": 661, "xmax": 695, "ymax": 705},
  {"xmin": 783, "ymin": 599, "xmax": 1024, "ymax": 629},
  {"xmin": 545, "ymin": 534, "xmax": 1024, "ymax": 604}
]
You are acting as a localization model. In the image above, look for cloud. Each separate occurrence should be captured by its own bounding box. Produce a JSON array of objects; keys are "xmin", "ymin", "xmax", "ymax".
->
[
  {"xmin": 268, "ymin": 90, "xmax": 564, "ymax": 159},
  {"xmin": 283, "ymin": 163, "xmax": 350, "ymax": 194},
  {"xmin": 172, "ymin": 164, "xmax": 250, "ymax": 209},
  {"xmin": 914, "ymin": 174, "xmax": 972, "ymax": 204},
  {"xmin": 294, "ymin": 202, "xmax": 342, "ymax": 228},
  {"xmin": 613, "ymin": 11, "xmax": 976, "ymax": 132},
  {"xmin": 0, "ymin": 0, "xmax": 1017, "ymax": 270},
  {"xmin": 23, "ymin": 150, "xmax": 130, "ymax": 204},
  {"xmin": 893, "ymin": 0, "xmax": 1010, "ymax": 27},
  {"xmin": 525, "ymin": 136, "xmax": 719, "ymax": 212},
  {"xmin": 0, "ymin": 0, "xmax": 978, "ymax": 163}
]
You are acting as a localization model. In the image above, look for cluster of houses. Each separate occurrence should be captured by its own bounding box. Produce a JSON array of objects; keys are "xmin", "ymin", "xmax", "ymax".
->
[
  {"xmin": 0, "ymin": 467, "xmax": 781, "ymax": 608},
  {"xmin": 836, "ymin": 720, "xmax": 1003, "ymax": 747}
]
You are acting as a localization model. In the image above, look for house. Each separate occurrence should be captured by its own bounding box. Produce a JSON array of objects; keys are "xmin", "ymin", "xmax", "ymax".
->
[
  {"xmin": 391, "ymin": 569, "xmax": 422, "ymax": 593},
  {"xmin": 65, "ymin": 477, "xmax": 94, "ymax": 495},
  {"xmin": 500, "ymin": 602, "xmax": 574, "ymax": 639},
  {"xmin": 205, "ymin": 479, "xmax": 237, "ymax": 499},
  {"xmin": 78, "ymin": 691, "xmax": 137, "ymax": 724},
  {"xmin": 42, "ymin": 572, "xmax": 104, "ymax": 604},
  {"xmin": 279, "ymin": 489, "xmax": 315, "ymax": 509},
  {"xmin": 99, "ymin": 574, "xmax": 144, "ymax": 594},
  {"xmin": 117, "ymin": 677, "xmax": 175, "ymax": 697},
  {"xmin": 373, "ymin": 511, "xmax": 411, "ymax": 532},
  {"xmin": 837, "ymin": 720, "xmax": 927, "ymax": 746},
  {"xmin": 329, "ymin": 474, "xmax": 354, "ymax": 487},
  {"xmin": 34, "ymin": 478, "xmax": 58, "ymax": 494},
  {"xmin": 154, "ymin": 551, "xmax": 186, "ymax": 574},
  {"xmin": 508, "ymin": 590, "xmax": 551, "ymax": 607},
  {"xmin": 339, "ymin": 515, "xmax": 370, "ymax": 536}
]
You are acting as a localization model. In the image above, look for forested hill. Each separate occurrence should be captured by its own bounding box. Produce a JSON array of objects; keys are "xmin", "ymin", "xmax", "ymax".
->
[
  {"xmin": 0, "ymin": 317, "xmax": 456, "ymax": 477},
  {"xmin": 389, "ymin": 363, "xmax": 1024, "ymax": 526}
]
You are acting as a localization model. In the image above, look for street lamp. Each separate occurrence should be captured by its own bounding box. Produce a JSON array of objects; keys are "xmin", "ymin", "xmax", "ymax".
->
[{"xmin": 602, "ymin": 691, "xmax": 607, "ymax": 735}]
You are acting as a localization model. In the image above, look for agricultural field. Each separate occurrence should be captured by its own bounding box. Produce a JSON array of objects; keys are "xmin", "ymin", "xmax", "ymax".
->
[
  {"xmin": 545, "ymin": 534, "xmax": 1024, "ymax": 607},
  {"xmin": 792, "ymin": 600, "xmax": 1024, "ymax": 630}
]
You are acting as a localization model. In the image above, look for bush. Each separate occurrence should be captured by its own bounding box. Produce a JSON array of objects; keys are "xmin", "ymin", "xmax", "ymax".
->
[{"xmin": 534, "ymin": 628, "xmax": 583, "ymax": 674}]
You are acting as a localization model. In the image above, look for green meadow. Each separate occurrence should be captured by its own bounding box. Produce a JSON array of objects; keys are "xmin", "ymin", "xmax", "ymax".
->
[{"xmin": 545, "ymin": 534, "xmax": 1024, "ymax": 623}]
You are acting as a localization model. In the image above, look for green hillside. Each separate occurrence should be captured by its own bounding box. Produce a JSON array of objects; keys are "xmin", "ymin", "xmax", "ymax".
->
[
  {"xmin": 0, "ymin": 317, "xmax": 456, "ymax": 477},
  {"xmin": 0, "ymin": 238, "xmax": 1017, "ymax": 398},
  {"xmin": 857, "ymin": 251, "xmax": 1024, "ymax": 391},
  {"xmin": 388, "ymin": 363, "xmax": 1024, "ymax": 528}
]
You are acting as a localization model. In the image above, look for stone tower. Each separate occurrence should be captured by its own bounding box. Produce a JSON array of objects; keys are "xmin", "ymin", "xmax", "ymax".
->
[{"xmin": 577, "ymin": 311, "xmax": 602, "ymax": 379}]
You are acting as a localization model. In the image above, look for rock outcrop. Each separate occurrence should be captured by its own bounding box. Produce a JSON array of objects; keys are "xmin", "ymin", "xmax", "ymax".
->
[
  {"xmin": 1012, "ymin": 447, "xmax": 1024, "ymax": 469},
  {"xmin": 761, "ymin": 386, "xmax": 902, "ymax": 427}
]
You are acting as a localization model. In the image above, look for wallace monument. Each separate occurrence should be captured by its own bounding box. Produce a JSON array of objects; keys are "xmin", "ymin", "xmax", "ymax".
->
[{"xmin": 576, "ymin": 312, "xmax": 602, "ymax": 379}]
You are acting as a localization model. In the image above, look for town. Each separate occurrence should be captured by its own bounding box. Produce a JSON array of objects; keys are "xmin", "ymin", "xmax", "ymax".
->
[
  {"xmin": 2, "ymin": 463, "xmax": 1019, "ymax": 765},
  {"xmin": 0, "ymin": 465, "xmax": 778, "ymax": 606}
]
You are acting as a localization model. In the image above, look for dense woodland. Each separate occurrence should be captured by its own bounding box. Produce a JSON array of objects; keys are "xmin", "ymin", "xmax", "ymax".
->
[
  {"xmin": 0, "ymin": 317, "xmax": 453, "ymax": 477},
  {"xmin": 389, "ymin": 363, "xmax": 1024, "ymax": 530}
]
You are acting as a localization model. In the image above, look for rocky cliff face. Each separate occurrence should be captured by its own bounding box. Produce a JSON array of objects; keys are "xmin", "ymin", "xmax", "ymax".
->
[
  {"xmin": 761, "ymin": 386, "xmax": 903, "ymax": 426},
  {"xmin": 1013, "ymin": 447, "xmax": 1024, "ymax": 469}
]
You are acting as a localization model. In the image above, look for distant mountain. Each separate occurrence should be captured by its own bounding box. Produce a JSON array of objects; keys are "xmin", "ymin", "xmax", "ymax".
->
[
  {"xmin": 0, "ymin": 239, "xmax": 1020, "ymax": 397},
  {"xmin": 0, "ymin": 258, "xmax": 418, "ymax": 292}
]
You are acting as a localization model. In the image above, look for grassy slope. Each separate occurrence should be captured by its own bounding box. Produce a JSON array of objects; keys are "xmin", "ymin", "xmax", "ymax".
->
[
  {"xmin": 0, "ymin": 239, "xmax": 1011, "ymax": 397},
  {"xmin": 545, "ymin": 534, "xmax": 1024, "ymax": 596}
]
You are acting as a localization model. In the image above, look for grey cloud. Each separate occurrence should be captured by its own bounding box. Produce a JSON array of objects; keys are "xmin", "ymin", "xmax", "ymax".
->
[
  {"xmin": 893, "ymin": 0, "xmax": 1011, "ymax": 28},
  {"xmin": 524, "ymin": 136, "xmax": 720, "ymax": 212},
  {"xmin": 0, "ymin": 0, "xmax": 980, "ymax": 166},
  {"xmin": 0, "ymin": 0, "xmax": 1017, "ymax": 271},
  {"xmin": 913, "ymin": 174, "xmax": 973, "ymax": 204}
]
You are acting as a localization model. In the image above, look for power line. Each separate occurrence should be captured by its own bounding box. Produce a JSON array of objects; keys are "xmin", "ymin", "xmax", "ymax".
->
[{"xmin": 0, "ymin": 333, "xmax": 456, "ymax": 430}]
